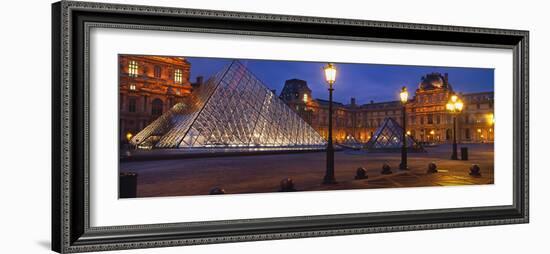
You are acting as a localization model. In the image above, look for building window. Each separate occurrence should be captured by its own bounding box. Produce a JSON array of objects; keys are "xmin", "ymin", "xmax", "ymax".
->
[
  {"xmin": 477, "ymin": 103, "xmax": 481, "ymax": 109},
  {"xmin": 128, "ymin": 60, "xmax": 138, "ymax": 77},
  {"xmin": 436, "ymin": 115, "xmax": 441, "ymax": 124},
  {"xmin": 154, "ymin": 65, "xmax": 161, "ymax": 78},
  {"xmin": 303, "ymin": 93, "xmax": 308, "ymax": 103},
  {"xmin": 427, "ymin": 114, "xmax": 433, "ymax": 124},
  {"xmin": 420, "ymin": 116, "xmax": 424, "ymax": 125},
  {"xmin": 128, "ymin": 97, "xmax": 137, "ymax": 113},
  {"xmin": 174, "ymin": 69, "xmax": 183, "ymax": 83},
  {"xmin": 152, "ymin": 99, "xmax": 163, "ymax": 116},
  {"xmin": 465, "ymin": 128, "xmax": 471, "ymax": 140},
  {"xmin": 129, "ymin": 83, "xmax": 136, "ymax": 91}
]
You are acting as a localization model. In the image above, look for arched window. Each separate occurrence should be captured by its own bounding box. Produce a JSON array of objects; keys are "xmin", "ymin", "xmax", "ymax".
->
[{"xmin": 152, "ymin": 99, "xmax": 163, "ymax": 116}]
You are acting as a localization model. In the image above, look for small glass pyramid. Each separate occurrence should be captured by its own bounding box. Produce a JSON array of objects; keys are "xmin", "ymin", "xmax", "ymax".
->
[{"xmin": 365, "ymin": 117, "xmax": 424, "ymax": 152}]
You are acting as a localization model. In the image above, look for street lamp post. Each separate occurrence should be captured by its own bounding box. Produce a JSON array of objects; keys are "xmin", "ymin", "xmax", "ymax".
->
[
  {"xmin": 323, "ymin": 63, "xmax": 337, "ymax": 184},
  {"xmin": 399, "ymin": 86, "xmax": 409, "ymax": 170},
  {"xmin": 446, "ymin": 94, "xmax": 464, "ymax": 160}
]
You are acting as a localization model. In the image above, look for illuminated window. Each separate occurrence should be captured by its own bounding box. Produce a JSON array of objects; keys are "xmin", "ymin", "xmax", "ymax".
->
[
  {"xmin": 128, "ymin": 60, "xmax": 139, "ymax": 77},
  {"xmin": 174, "ymin": 69, "xmax": 183, "ymax": 83},
  {"xmin": 129, "ymin": 84, "xmax": 136, "ymax": 91},
  {"xmin": 303, "ymin": 93, "xmax": 308, "ymax": 103}
]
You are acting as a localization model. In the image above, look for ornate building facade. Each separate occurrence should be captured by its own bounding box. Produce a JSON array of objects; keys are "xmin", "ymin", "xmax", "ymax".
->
[
  {"xmin": 119, "ymin": 55, "xmax": 193, "ymax": 143},
  {"xmin": 280, "ymin": 72, "xmax": 494, "ymax": 144}
]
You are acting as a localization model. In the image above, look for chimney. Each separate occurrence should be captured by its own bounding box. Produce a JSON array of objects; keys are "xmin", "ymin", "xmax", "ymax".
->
[
  {"xmin": 444, "ymin": 73, "xmax": 449, "ymax": 83},
  {"xmin": 370, "ymin": 100, "xmax": 374, "ymax": 104},
  {"xmin": 196, "ymin": 76, "xmax": 204, "ymax": 85},
  {"xmin": 192, "ymin": 76, "xmax": 204, "ymax": 89},
  {"xmin": 351, "ymin": 97, "xmax": 356, "ymax": 106}
]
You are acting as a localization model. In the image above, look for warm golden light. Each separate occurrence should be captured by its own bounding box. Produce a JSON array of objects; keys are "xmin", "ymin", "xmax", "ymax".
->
[
  {"xmin": 174, "ymin": 69, "xmax": 183, "ymax": 83},
  {"xmin": 488, "ymin": 113, "xmax": 495, "ymax": 125},
  {"xmin": 406, "ymin": 131, "xmax": 411, "ymax": 136},
  {"xmin": 477, "ymin": 128, "xmax": 482, "ymax": 133},
  {"xmin": 451, "ymin": 95, "xmax": 458, "ymax": 103},
  {"xmin": 446, "ymin": 95, "xmax": 463, "ymax": 113},
  {"xmin": 126, "ymin": 132, "xmax": 133, "ymax": 141},
  {"xmin": 446, "ymin": 102, "xmax": 455, "ymax": 111},
  {"xmin": 303, "ymin": 93, "xmax": 308, "ymax": 103},
  {"xmin": 430, "ymin": 130, "xmax": 435, "ymax": 135},
  {"xmin": 400, "ymin": 86, "xmax": 408, "ymax": 103},
  {"xmin": 455, "ymin": 100, "xmax": 464, "ymax": 112},
  {"xmin": 324, "ymin": 63, "xmax": 337, "ymax": 85}
]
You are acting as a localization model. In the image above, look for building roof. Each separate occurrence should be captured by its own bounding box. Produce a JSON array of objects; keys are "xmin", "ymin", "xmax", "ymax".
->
[
  {"xmin": 314, "ymin": 98, "xmax": 345, "ymax": 107},
  {"xmin": 360, "ymin": 100, "xmax": 401, "ymax": 109}
]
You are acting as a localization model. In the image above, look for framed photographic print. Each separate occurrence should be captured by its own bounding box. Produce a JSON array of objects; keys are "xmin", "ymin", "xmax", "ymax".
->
[{"xmin": 52, "ymin": 1, "xmax": 529, "ymax": 253}]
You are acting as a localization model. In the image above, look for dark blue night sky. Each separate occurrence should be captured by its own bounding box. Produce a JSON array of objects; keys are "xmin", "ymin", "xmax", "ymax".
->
[{"xmin": 186, "ymin": 57, "xmax": 494, "ymax": 105}]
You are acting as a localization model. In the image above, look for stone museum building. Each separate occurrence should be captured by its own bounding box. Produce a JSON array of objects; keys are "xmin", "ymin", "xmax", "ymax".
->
[
  {"xmin": 280, "ymin": 73, "xmax": 494, "ymax": 144},
  {"xmin": 119, "ymin": 55, "xmax": 195, "ymax": 143},
  {"xmin": 120, "ymin": 57, "xmax": 494, "ymax": 146}
]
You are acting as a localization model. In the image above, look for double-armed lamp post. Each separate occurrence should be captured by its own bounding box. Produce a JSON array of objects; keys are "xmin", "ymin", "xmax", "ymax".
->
[
  {"xmin": 399, "ymin": 86, "xmax": 409, "ymax": 170},
  {"xmin": 446, "ymin": 94, "xmax": 464, "ymax": 160},
  {"xmin": 323, "ymin": 63, "xmax": 337, "ymax": 184}
]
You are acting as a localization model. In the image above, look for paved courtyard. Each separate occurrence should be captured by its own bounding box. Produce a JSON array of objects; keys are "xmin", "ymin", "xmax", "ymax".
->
[{"xmin": 120, "ymin": 143, "xmax": 494, "ymax": 198}]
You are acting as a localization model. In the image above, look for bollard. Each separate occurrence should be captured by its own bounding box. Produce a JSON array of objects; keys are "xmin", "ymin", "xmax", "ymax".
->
[
  {"xmin": 469, "ymin": 164, "xmax": 481, "ymax": 177},
  {"xmin": 427, "ymin": 162, "xmax": 438, "ymax": 174},
  {"xmin": 355, "ymin": 167, "xmax": 368, "ymax": 180},
  {"xmin": 119, "ymin": 172, "xmax": 138, "ymax": 198},
  {"xmin": 279, "ymin": 177, "xmax": 296, "ymax": 192},
  {"xmin": 209, "ymin": 187, "xmax": 225, "ymax": 195},
  {"xmin": 461, "ymin": 147, "xmax": 469, "ymax": 160},
  {"xmin": 381, "ymin": 163, "xmax": 392, "ymax": 175}
]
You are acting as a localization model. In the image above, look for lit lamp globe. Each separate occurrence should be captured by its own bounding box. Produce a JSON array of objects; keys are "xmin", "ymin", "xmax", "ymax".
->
[
  {"xmin": 446, "ymin": 102, "xmax": 455, "ymax": 112},
  {"xmin": 455, "ymin": 99, "xmax": 464, "ymax": 112},
  {"xmin": 400, "ymin": 86, "xmax": 408, "ymax": 104},
  {"xmin": 126, "ymin": 132, "xmax": 133, "ymax": 142},
  {"xmin": 324, "ymin": 63, "xmax": 337, "ymax": 85}
]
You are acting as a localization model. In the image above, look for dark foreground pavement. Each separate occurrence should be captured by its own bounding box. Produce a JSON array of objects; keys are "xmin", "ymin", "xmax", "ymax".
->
[{"xmin": 120, "ymin": 143, "xmax": 494, "ymax": 198}]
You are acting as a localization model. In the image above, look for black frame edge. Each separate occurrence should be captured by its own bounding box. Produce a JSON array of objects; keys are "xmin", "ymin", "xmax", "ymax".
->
[{"xmin": 51, "ymin": 1, "xmax": 62, "ymax": 253}]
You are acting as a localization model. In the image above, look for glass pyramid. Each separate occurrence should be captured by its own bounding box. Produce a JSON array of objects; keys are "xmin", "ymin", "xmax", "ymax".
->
[
  {"xmin": 130, "ymin": 60, "xmax": 327, "ymax": 150},
  {"xmin": 365, "ymin": 117, "xmax": 424, "ymax": 151}
]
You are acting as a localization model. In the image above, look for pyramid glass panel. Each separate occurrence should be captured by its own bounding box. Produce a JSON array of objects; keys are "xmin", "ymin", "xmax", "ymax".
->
[
  {"xmin": 130, "ymin": 61, "xmax": 326, "ymax": 150},
  {"xmin": 365, "ymin": 117, "xmax": 424, "ymax": 152}
]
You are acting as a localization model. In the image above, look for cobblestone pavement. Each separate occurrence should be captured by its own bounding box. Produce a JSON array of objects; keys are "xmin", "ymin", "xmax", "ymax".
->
[{"xmin": 120, "ymin": 143, "xmax": 493, "ymax": 198}]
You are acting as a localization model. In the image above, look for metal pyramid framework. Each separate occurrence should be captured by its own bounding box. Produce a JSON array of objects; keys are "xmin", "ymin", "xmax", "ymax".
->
[
  {"xmin": 339, "ymin": 135, "xmax": 363, "ymax": 150},
  {"xmin": 365, "ymin": 117, "xmax": 424, "ymax": 152},
  {"xmin": 130, "ymin": 60, "xmax": 326, "ymax": 150}
]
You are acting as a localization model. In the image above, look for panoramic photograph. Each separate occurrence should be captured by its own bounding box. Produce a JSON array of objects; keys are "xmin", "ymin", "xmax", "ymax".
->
[{"xmin": 118, "ymin": 55, "xmax": 495, "ymax": 198}]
